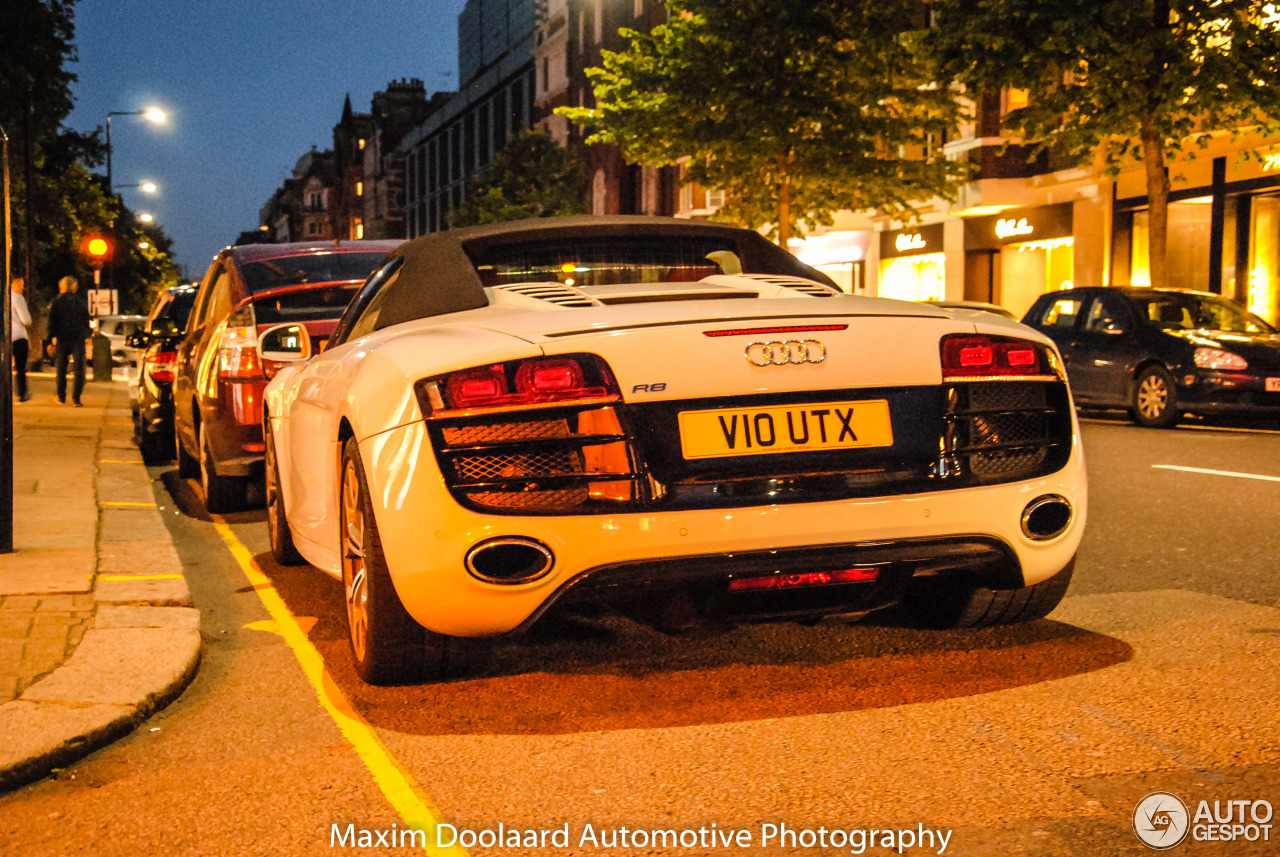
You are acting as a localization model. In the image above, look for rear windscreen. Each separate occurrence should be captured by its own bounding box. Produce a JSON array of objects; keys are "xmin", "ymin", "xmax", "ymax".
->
[
  {"xmin": 163, "ymin": 291, "xmax": 198, "ymax": 326},
  {"xmin": 469, "ymin": 236, "xmax": 740, "ymax": 287},
  {"xmin": 252, "ymin": 285, "xmax": 360, "ymax": 324},
  {"xmin": 239, "ymin": 252, "xmax": 387, "ymax": 292}
]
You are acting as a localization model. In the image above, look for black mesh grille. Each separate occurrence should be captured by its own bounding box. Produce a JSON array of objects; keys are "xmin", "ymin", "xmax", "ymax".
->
[
  {"xmin": 454, "ymin": 450, "xmax": 584, "ymax": 482},
  {"xmin": 946, "ymin": 382, "xmax": 1065, "ymax": 482},
  {"xmin": 429, "ymin": 381, "xmax": 1073, "ymax": 515}
]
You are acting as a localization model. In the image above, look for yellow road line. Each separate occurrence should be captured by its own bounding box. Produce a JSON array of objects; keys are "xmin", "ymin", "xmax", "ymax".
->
[
  {"xmin": 99, "ymin": 459, "xmax": 143, "ymax": 464},
  {"xmin": 99, "ymin": 573, "xmax": 185, "ymax": 581},
  {"xmin": 210, "ymin": 519, "xmax": 466, "ymax": 857},
  {"xmin": 101, "ymin": 500, "xmax": 159, "ymax": 507}
]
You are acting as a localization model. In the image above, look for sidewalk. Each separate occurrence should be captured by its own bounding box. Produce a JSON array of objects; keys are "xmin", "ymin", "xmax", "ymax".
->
[{"xmin": 0, "ymin": 374, "xmax": 200, "ymax": 791}]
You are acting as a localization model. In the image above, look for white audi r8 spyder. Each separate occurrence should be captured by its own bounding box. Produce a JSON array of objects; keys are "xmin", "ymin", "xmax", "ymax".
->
[{"xmin": 261, "ymin": 217, "xmax": 1087, "ymax": 685}]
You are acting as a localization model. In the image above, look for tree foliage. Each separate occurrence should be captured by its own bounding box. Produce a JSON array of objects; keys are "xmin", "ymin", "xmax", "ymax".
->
[
  {"xmin": 929, "ymin": 0, "xmax": 1280, "ymax": 288},
  {"xmin": 449, "ymin": 128, "xmax": 586, "ymax": 228},
  {"xmin": 558, "ymin": 0, "xmax": 968, "ymax": 246},
  {"xmin": 1, "ymin": 0, "xmax": 178, "ymax": 319}
]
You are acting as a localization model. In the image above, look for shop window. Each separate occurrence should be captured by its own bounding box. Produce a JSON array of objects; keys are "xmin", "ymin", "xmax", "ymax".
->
[
  {"xmin": 1128, "ymin": 200, "xmax": 1213, "ymax": 291},
  {"xmin": 879, "ymin": 254, "xmax": 945, "ymax": 302},
  {"xmin": 998, "ymin": 238, "xmax": 1074, "ymax": 319},
  {"xmin": 1248, "ymin": 195, "xmax": 1280, "ymax": 324}
]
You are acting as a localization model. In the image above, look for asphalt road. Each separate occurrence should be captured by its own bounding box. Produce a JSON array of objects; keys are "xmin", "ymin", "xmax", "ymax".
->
[{"xmin": 1, "ymin": 418, "xmax": 1278, "ymax": 857}]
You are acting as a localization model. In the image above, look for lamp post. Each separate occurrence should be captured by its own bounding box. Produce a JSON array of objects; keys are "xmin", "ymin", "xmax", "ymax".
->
[
  {"xmin": 105, "ymin": 108, "xmax": 165, "ymax": 195},
  {"xmin": 2, "ymin": 122, "xmax": 13, "ymax": 553},
  {"xmin": 104, "ymin": 109, "xmax": 164, "ymax": 297}
]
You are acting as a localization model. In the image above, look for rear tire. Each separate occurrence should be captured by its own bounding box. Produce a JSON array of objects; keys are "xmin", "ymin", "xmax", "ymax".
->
[
  {"xmin": 340, "ymin": 437, "xmax": 486, "ymax": 685},
  {"xmin": 175, "ymin": 421, "xmax": 201, "ymax": 478},
  {"xmin": 903, "ymin": 557, "xmax": 1075, "ymax": 629},
  {"xmin": 1131, "ymin": 365, "xmax": 1180, "ymax": 428},
  {"xmin": 137, "ymin": 421, "xmax": 171, "ymax": 465},
  {"xmin": 200, "ymin": 423, "xmax": 246, "ymax": 514},
  {"xmin": 265, "ymin": 418, "xmax": 305, "ymax": 566}
]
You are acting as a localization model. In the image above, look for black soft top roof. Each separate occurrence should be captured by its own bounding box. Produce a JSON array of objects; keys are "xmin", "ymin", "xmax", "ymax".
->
[{"xmin": 372, "ymin": 216, "xmax": 836, "ymax": 331}]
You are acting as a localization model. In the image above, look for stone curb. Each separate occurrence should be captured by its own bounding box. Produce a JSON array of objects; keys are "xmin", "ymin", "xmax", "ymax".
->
[{"xmin": 0, "ymin": 388, "xmax": 201, "ymax": 792}]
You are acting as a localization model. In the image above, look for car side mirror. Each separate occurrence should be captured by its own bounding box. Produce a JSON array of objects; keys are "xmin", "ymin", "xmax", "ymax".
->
[{"xmin": 257, "ymin": 323, "xmax": 312, "ymax": 379}]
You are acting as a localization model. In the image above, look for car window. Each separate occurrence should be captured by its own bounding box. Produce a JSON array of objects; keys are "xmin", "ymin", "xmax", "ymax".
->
[
  {"xmin": 189, "ymin": 265, "xmax": 228, "ymax": 330},
  {"xmin": 239, "ymin": 252, "xmax": 389, "ymax": 292},
  {"xmin": 251, "ymin": 285, "xmax": 360, "ymax": 325},
  {"xmin": 328, "ymin": 256, "xmax": 405, "ymax": 348},
  {"xmin": 1082, "ymin": 293, "xmax": 1129, "ymax": 333},
  {"xmin": 470, "ymin": 235, "xmax": 739, "ymax": 286},
  {"xmin": 344, "ymin": 269, "xmax": 402, "ymax": 342},
  {"xmin": 1038, "ymin": 297, "xmax": 1083, "ymax": 329}
]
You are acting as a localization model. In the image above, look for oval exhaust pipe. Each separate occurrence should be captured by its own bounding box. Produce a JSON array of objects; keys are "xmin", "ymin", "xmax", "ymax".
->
[
  {"xmin": 465, "ymin": 537, "xmax": 554, "ymax": 585},
  {"xmin": 1021, "ymin": 494, "xmax": 1073, "ymax": 541}
]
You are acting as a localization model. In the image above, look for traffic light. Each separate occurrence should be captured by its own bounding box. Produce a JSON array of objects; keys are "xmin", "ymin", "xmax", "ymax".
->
[{"xmin": 82, "ymin": 234, "xmax": 113, "ymax": 266}]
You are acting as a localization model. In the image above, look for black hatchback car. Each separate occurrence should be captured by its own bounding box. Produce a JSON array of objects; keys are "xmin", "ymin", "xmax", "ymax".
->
[
  {"xmin": 1022, "ymin": 286, "xmax": 1280, "ymax": 428},
  {"xmin": 130, "ymin": 285, "xmax": 199, "ymax": 463}
]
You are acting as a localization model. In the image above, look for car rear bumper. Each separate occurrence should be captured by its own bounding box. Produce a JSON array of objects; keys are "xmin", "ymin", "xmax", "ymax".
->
[{"xmin": 360, "ymin": 419, "xmax": 1087, "ymax": 637}]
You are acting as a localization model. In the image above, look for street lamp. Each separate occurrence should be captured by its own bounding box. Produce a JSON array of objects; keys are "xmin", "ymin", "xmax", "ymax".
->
[
  {"xmin": 106, "ymin": 108, "xmax": 165, "ymax": 194},
  {"xmin": 137, "ymin": 212, "xmax": 154, "ymax": 224},
  {"xmin": 116, "ymin": 180, "xmax": 158, "ymax": 194}
]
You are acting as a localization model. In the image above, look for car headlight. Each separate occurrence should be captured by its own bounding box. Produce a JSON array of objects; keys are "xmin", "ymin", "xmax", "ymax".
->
[{"xmin": 1193, "ymin": 347, "xmax": 1248, "ymax": 371}]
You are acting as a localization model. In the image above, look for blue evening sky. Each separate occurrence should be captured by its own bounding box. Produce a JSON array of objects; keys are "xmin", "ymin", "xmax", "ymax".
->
[{"xmin": 66, "ymin": 0, "xmax": 468, "ymax": 278}]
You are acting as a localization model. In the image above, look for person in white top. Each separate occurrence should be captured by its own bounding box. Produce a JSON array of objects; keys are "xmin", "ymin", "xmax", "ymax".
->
[{"xmin": 11, "ymin": 277, "xmax": 32, "ymax": 403}]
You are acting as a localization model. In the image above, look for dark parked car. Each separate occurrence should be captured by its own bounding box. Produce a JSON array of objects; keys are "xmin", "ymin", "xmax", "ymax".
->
[
  {"xmin": 129, "ymin": 285, "xmax": 199, "ymax": 463},
  {"xmin": 1021, "ymin": 286, "xmax": 1280, "ymax": 428},
  {"xmin": 173, "ymin": 240, "xmax": 402, "ymax": 512}
]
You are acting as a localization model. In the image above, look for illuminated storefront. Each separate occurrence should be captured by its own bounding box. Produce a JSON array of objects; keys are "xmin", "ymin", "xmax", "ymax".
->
[
  {"xmin": 1112, "ymin": 150, "xmax": 1280, "ymax": 326},
  {"xmin": 789, "ymin": 231, "xmax": 870, "ymax": 293},
  {"xmin": 878, "ymin": 224, "xmax": 945, "ymax": 302},
  {"xmin": 963, "ymin": 203, "xmax": 1075, "ymax": 318}
]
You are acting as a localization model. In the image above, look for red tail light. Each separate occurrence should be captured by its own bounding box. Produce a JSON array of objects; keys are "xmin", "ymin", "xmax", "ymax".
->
[
  {"xmin": 146, "ymin": 350, "xmax": 177, "ymax": 384},
  {"xmin": 728, "ymin": 567, "xmax": 879, "ymax": 592},
  {"xmin": 940, "ymin": 334, "xmax": 1054, "ymax": 380},
  {"xmin": 218, "ymin": 326, "xmax": 264, "ymax": 379},
  {"xmin": 419, "ymin": 354, "xmax": 620, "ymax": 417}
]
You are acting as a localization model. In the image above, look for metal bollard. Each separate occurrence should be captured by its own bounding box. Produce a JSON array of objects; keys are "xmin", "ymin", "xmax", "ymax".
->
[{"xmin": 92, "ymin": 333, "xmax": 112, "ymax": 382}]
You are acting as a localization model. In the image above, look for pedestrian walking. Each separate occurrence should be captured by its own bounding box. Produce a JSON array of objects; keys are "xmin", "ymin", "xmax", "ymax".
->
[
  {"xmin": 11, "ymin": 277, "xmax": 32, "ymax": 403},
  {"xmin": 47, "ymin": 275, "xmax": 91, "ymax": 406}
]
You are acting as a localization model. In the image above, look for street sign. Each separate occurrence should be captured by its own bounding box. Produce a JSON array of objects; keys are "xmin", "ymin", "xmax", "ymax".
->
[{"xmin": 87, "ymin": 288, "xmax": 118, "ymax": 316}]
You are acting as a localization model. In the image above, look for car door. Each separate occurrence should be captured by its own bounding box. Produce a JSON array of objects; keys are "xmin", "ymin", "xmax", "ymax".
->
[
  {"xmin": 174, "ymin": 261, "xmax": 231, "ymax": 455},
  {"xmin": 1062, "ymin": 291, "xmax": 1143, "ymax": 404},
  {"xmin": 282, "ymin": 257, "xmax": 405, "ymax": 556}
]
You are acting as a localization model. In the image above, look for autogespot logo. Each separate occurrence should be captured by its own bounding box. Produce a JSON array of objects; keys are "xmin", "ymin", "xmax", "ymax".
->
[{"xmin": 1134, "ymin": 792, "xmax": 1191, "ymax": 850}]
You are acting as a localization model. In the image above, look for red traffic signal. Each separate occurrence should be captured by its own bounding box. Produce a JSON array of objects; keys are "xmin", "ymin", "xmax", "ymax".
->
[{"xmin": 82, "ymin": 235, "xmax": 113, "ymax": 265}]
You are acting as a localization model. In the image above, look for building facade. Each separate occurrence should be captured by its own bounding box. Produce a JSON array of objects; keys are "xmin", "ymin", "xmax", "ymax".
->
[
  {"xmin": 563, "ymin": 0, "xmax": 677, "ymax": 216},
  {"xmin": 403, "ymin": 0, "xmax": 539, "ymax": 236}
]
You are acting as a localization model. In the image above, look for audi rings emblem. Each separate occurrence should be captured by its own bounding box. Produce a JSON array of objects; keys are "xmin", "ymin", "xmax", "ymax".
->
[{"xmin": 745, "ymin": 340, "xmax": 827, "ymax": 367}]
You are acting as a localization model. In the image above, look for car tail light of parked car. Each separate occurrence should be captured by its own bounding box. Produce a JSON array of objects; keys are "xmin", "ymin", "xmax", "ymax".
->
[{"xmin": 144, "ymin": 350, "xmax": 177, "ymax": 386}]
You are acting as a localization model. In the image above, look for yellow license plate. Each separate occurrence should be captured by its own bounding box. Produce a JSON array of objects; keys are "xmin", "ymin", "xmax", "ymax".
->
[{"xmin": 678, "ymin": 399, "xmax": 893, "ymax": 460}]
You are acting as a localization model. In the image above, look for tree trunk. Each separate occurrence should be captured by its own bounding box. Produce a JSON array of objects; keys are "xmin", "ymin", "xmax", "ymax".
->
[
  {"xmin": 1139, "ymin": 112, "xmax": 1170, "ymax": 289},
  {"xmin": 776, "ymin": 154, "xmax": 791, "ymax": 250}
]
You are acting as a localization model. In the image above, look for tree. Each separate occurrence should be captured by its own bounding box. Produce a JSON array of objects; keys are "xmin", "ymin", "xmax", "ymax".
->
[
  {"xmin": 930, "ymin": 0, "xmax": 1280, "ymax": 289},
  {"xmin": 449, "ymin": 129, "xmax": 586, "ymax": 228},
  {"xmin": 1, "ymin": 0, "xmax": 177, "ymax": 317},
  {"xmin": 558, "ymin": 0, "xmax": 967, "ymax": 247}
]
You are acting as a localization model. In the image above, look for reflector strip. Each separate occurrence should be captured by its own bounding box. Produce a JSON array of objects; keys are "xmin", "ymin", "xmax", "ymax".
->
[
  {"xmin": 704, "ymin": 324, "xmax": 848, "ymax": 337},
  {"xmin": 728, "ymin": 567, "xmax": 878, "ymax": 591}
]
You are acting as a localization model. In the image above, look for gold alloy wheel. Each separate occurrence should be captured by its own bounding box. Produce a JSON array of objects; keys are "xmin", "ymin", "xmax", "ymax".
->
[
  {"xmin": 1136, "ymin": 373, "xmax": 1169, "ymax": 421},
  {"xmin": 264, "ymin": 427, "xmax": 281, "ymax": 546},
  {"xmin": 341, "ymin": 458, "xmax": 369, "ymax": 662}
]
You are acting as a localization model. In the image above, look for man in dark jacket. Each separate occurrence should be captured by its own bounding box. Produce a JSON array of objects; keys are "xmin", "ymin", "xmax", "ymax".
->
[{"xmin": 48, "ymin": 275, "xmax": 92, "ymax": 406}]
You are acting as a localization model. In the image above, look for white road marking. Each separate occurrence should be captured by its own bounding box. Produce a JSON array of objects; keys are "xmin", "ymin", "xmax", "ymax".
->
[{"xmin": 1153, "ymin": 464, "xmax": 1280, "ymax": 483}]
